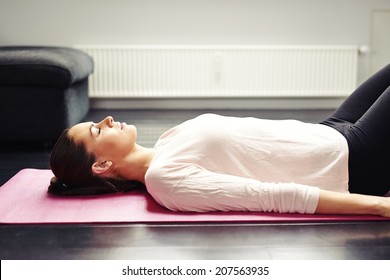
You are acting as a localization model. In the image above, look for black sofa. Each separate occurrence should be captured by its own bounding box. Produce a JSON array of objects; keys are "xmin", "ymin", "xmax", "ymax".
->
[{"xmin": 0, "ymin": 46, "xmax": 94, "ymax": 143}]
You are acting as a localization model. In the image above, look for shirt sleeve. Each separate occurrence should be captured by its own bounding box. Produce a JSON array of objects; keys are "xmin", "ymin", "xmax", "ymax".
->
[{"xmin": 146, "ymin": 164, "xmax": 320, "ymax": 214}]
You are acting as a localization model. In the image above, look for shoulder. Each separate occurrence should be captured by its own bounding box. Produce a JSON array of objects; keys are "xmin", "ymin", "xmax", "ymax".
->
[
  {"xmin": 144, "ymin": 162, "xmax": 167, "ymax": 189},
  {"xmin": 144, "ymin": 161, "xmax": 199, "ymax": 211},
  {"xmin": 191, "ymin": 113, "xmax": 229, "ymax": 124},
  {"xmin": 144, "ymin": 160, "xmax": 186, "ymax": 193}
]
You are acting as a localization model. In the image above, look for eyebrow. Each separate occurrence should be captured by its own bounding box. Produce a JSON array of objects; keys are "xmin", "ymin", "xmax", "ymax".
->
[{"xmin": 89, "ymin": 123, "xmax": 94, "ymax": 137}]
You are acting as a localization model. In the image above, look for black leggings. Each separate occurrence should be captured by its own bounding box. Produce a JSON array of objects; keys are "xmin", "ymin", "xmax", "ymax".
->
[{"xmin": 320, "ymin": 63, "xmax": 390, "ymax": 196}]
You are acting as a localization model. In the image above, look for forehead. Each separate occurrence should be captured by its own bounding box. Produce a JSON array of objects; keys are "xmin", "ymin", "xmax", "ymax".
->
[{"xmin": 68, "ymin": 122, "xmax": 92, "ymax": 143}]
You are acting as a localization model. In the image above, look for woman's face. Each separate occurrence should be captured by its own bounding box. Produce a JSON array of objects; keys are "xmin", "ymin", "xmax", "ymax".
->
[{"xmin": 68, "ymin": 116, "xmax": 137, "ymax": 162}]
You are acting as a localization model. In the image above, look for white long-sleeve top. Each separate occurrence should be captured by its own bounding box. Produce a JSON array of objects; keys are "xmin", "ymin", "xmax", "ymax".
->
[{"xmin": 145, "ymin": 114, "xmax": 349, "ymax": 214}]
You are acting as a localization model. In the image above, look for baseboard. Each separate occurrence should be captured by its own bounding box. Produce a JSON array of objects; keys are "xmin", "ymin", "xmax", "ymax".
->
[{"xmin": 90, "ymin": 97, "xmax": 346, "ymax": 110}]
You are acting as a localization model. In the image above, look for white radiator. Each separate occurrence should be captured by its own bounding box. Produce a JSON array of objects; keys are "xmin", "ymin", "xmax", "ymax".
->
[{"xmin": 76, "ymin": 45, "xmax": 358, "ymax": 98}]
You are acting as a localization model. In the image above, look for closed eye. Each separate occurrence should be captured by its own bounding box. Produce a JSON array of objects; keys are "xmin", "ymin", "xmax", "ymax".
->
[
  {"xmin": 94, "ymin": 125, "xmax": 101, "ymax": 136},
  {"xmin": 89, "ymin": 123, "xmax": 101, "ymax": 137}
]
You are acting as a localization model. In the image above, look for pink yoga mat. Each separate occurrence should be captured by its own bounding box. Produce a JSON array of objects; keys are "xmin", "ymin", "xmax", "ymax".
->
[{"xmin": 0, "ymin": 168, "xmax": 388, "ymax": 224}]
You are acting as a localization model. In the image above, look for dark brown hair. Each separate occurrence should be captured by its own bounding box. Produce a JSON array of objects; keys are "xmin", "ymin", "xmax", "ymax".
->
[{"xmin": 49, "ymin": 129, "xmax": 143, "ymax": 196}]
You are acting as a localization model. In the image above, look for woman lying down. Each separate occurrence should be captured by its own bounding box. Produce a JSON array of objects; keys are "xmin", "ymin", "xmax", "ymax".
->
[{"xmin": 49, "ymin": 64, "xmax": 390, "ymax": 218}]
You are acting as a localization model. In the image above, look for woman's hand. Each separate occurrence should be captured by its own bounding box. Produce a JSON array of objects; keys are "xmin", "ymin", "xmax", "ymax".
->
[
  {"xmin": 378, "ymin": 197, "xmax": 390, "ymax": 217},
  {"xmin": 315, "ymin": 189, "xmax": 389, "ymax": 217}
]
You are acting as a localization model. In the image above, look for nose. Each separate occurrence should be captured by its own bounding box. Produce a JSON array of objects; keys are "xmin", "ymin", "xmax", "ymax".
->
[{"xmin": 98, "ymin": 116, "xmax": 114, "ymax": 127}]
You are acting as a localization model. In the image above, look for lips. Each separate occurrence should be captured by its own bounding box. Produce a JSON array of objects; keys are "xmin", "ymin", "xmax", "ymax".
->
[{"xmin": 116, "ymin": 121, "xmax": 127, "ymax": 130}]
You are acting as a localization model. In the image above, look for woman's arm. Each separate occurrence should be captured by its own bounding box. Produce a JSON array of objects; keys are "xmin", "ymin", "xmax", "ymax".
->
[
  {"xmin": 315, "ymin": 189, "xmax": 390, "ymax": 217},
  {"xmin": 147, "ymin": 164, "xmax": 390, "ymax": 217},
  {"xmin": 146, "ymin": 164, "xmax": 321, "ymax": 214}
]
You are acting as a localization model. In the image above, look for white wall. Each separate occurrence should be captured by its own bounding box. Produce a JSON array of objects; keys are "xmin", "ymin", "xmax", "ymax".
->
[{"xmin": 1, "ymin": 0, "xmax": 389, "ymax": 84}]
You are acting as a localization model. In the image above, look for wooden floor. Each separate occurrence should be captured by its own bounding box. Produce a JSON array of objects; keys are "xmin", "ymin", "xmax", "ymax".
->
[{"xmin": 1, "ymin": 108, "xmax": 390, "ymax": 260}]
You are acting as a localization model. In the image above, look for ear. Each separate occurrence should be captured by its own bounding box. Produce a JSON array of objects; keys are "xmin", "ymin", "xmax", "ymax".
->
[{"xmin": 92, "ymin": 160, "xmax": 113, "ymax": 175}]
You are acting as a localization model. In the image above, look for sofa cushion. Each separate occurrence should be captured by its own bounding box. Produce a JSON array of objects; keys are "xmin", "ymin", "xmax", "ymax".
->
[{"xmin": 0, "ymin": 46, "xmax": 93, "ymax": 88}]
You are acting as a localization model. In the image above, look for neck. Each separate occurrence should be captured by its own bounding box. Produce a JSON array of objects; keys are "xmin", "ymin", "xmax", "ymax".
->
[{"xmin": 116, "ymin": 144, "xmax": 155, "ymax": 184}]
